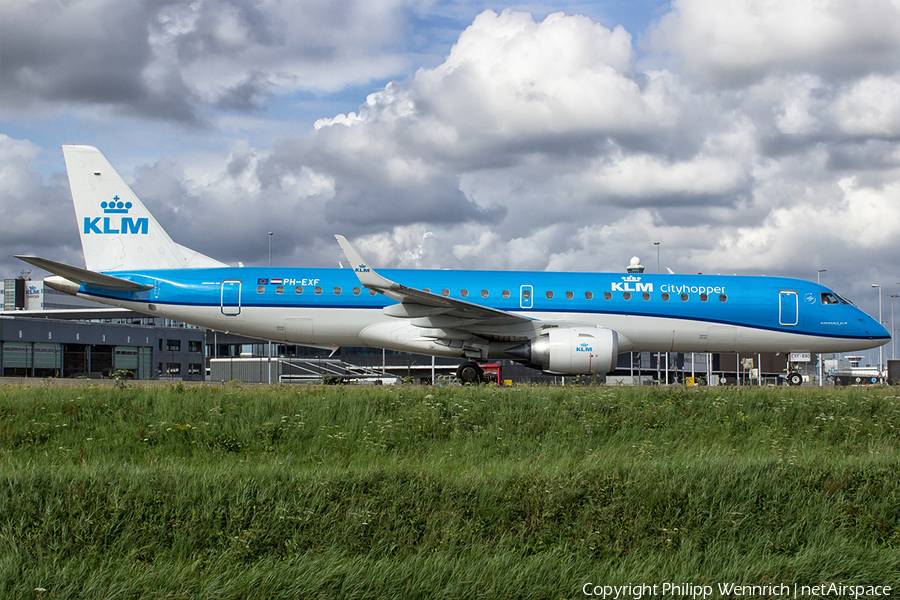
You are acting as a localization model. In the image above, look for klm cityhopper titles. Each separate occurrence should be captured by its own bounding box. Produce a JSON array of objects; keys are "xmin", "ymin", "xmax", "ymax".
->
[{"xmin": 16, "ymin": 145, "xmax": 890, "ymax": 383}]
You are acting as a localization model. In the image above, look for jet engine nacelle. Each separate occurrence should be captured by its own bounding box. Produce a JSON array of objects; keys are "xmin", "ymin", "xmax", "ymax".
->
[{"xmin": 507, "ymin": 326, "xmax": 619, "ymax": 375}]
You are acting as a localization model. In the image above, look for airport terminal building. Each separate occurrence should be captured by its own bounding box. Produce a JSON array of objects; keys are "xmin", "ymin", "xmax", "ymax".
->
[{"xmin": 2, "ymin": 278, "xmax": 205, "ymax": 380}]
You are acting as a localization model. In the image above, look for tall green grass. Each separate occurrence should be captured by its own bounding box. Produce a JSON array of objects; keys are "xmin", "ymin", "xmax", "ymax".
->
[{"xmin": 1, "ymin": 384, "xmax": 898, "ymax": 598}]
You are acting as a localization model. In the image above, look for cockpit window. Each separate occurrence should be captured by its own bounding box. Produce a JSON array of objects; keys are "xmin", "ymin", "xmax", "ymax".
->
[
  {"xmin": 836, "ymin": 294, "xmax": 854, "ymax": 306},
  {"xmin": 821, "ymin": 292, "xmax": 840, "ymax": 305}
]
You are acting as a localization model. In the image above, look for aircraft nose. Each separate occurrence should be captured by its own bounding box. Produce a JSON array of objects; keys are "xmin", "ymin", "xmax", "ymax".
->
[{"xmin": 868, "ymin": 316, "xmax": 890, "ymax": 343}]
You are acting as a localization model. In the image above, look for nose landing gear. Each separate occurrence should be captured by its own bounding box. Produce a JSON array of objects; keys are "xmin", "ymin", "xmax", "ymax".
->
[{"xmin": 787, "ymin": 371, "xmax": 803, "ymax": 386}]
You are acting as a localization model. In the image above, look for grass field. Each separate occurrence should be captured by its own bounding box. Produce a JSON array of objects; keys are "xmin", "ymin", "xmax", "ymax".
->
[{"xmin": 1, "ymin": 383, "xmax": 898, "ymax": 599}]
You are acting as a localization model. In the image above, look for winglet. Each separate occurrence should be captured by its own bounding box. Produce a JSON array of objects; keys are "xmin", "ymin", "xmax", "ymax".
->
[{"xmin": 334, "ymin": 235, "xmax": 397, "ymax": 292}]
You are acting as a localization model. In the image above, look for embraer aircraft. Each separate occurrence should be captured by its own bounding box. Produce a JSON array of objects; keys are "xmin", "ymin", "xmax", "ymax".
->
[{"xmin": 17, "ymin": 146, "xmax": 890, "ymax": 384}]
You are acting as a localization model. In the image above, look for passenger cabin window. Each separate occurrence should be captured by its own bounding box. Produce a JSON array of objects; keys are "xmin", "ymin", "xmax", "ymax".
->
[
  {"xmin": 369, "ymin": 289, "xmax": 377, "ymax": 296},
  {"xmin": 522, "ymin": 289, "xmax": 531, "ymax": 299},
  {"xmin": 502, "ymin": 290, "xmax": 510, "ymax": 298},
  {"xmin": 315, "ymin": 287, "xmax": 323, "ymax": 295},
  {"xmin": 661, "ymin": 293, "xmax": 670, "ymax": 301},
  {"xmin": 257, "ymin": 286, "xmax": 265, "ymax": 294},
  {"xmin": 821, "ymin": 292, "xmax": 840, "ymax": 305},
  {"xmin": 700, "ymin": 293, "xmax": 708, "ymax": 302},
  {"xmin": 566, "ymin": 291, "xmax": 574, "ymax": 299},
  {"xmin": 642, "ymin": 292, "xmax": 650, "ymax": 301},
  {"xmin": 295, "ymin": 286, "xmax": 303, "ymax": 294},
  {"xmin": 424, "ymin": 288, "xmax": 430, "ymax": 293},
  {"xmin": 460, "ymin": 289, "xmax": 468, "ymax": 297},
  {"xmin": 546, "ymin": 291, "xmax": 554, "ymax": 299},
  {"xmin": 585, "ymin": 291, "xmax": 593, "ymax": 300},
  {"xmin": 276, "ymin": 286, "xmax": 284, "ymax": 294},
  {"xmin": 623, "ymin": 292, "xmax": 631, "ymax": 300},
  {"xmin": 681, "ymin": 293, "xmax": 689, "ymax": 301},
  {"xmin": 353, "ymin": 287, "xmax": 361, "ymax": 295},
  {"xmin": 604, "ymin": 292, "xmax": 612, "ymax": 300},
  {"xmin": 441, "ymin": 289, "xmax": 450, "ymax": 296},
  {"xmin": 481, "ymin": 290, "xmax": 489, "ymax": 297},
  {"xmin": 719, "ymin": 294, "xmax": 727, "ymax": 302},
  {"xmin": 334, "ymin": 287, "xmax": 341, "ymax": 295}
]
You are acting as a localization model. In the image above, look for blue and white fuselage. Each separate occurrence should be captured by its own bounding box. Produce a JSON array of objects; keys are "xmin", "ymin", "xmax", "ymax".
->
[
  {"xmin": 19, "ymin": 146, "xmax": 890, "ymax": 379},
  {"xmin": 48, "ymin": 266, "xmax": 887, "ymax": 356}
]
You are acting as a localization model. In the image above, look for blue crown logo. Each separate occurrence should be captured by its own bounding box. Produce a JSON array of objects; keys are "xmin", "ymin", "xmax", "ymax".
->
[{"xmin": 101, "ymin": 195, "xmax": 132, "ymax": 214}]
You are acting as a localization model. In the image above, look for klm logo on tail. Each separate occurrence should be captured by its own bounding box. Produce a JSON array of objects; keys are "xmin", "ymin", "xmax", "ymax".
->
[{"xmin": 84, "ymin": 196, "xmax": 148, "ymax": 235}]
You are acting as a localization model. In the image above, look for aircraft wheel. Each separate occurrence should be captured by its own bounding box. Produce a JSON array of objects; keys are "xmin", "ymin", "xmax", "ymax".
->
[
  {"xmin": 787, "ymin": 372, "xmax": 803, "ymax": 386},
  {"xmin": 456, "ymin": 361, "xmax": 484, "ymax": 384}
]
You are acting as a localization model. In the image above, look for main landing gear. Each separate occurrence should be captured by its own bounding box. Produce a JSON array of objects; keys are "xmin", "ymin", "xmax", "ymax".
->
[{"xmin": 456, "ymin": 361, "xmax": 484, "ymax": 384}]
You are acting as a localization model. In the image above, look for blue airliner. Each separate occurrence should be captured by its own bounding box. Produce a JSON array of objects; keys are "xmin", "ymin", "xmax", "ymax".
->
[{"xmin": 17, "ymin": 146, "xmax": 890, "ymax": 383}]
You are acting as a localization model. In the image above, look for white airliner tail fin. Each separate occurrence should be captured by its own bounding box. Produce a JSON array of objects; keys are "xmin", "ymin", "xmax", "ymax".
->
[{"xmin": 63, "ymin": 145, "xmax": 225, "ymax": 271}]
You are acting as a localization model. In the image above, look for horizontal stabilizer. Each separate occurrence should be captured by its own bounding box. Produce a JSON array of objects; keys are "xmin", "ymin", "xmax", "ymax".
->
[
  {"xmin": 15, "ymin": 256, "xmax": 153, "ymax": 291},
  {"xmin": 0, "ymin": 307, "xmax": 139, "ymax": 319}
]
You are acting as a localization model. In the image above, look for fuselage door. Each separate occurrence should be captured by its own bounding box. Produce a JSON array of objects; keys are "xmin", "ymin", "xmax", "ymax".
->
[
  {"xmin": 520, "ymin": 284, "xmax": 533, "ymax": 309},
  {"xmin": 779, "ymin": 290, "xmax": 798, "ymax": 326},
  {"xmin": 221, "ymin": 280, "xmax": 242, "ymax": 316}
]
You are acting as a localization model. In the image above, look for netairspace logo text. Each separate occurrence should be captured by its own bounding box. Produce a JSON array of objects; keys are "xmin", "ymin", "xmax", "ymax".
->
[{"xmin": 581, "ymin": 582, "xmax": 893, "ymax": 599}]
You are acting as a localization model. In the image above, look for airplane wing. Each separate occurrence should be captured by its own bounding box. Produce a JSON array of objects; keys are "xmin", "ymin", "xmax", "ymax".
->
[
  {"xmin": 15, "ymin": 256, "xmax": 154, "ymax": 291},
  {"xmin": 334, "ymin": 235, "xmax": 531, "ymax": 327},
  {"xmin": 335, "ymin": 236, "xmax": 607, "ymax": 350}
]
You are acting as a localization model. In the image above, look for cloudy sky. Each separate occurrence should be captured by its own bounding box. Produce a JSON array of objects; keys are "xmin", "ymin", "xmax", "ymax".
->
[{"xmin": 1, "ymin": 0, "xmax": 898, "ymax": 349}]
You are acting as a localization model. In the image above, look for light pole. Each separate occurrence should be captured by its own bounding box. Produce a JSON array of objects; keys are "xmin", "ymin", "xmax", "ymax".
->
[
  {"xmin": 817, "ymin": 270, "xmax": 826, "ymax": 386},
  {"xmin": 872, "ymin": 284, "xmax": 882, "ymax": 376},
  {"xmin": 654, "ymin": 241, "xmax": 661, "ymax": 384},
  {"xmin": 268, "ymin": 232, "xmax": 274, "ymax": 384},
  {"xmin": 889, "ymin": 293, "xmax": 898, "ymax": 360}
]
